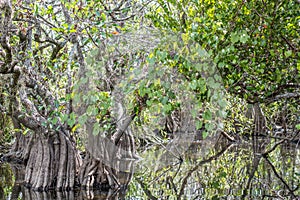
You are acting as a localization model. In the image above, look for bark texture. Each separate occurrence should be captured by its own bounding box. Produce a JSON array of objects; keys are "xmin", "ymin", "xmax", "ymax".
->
[{"xmin": 24, "ymin": 131, "xmax": 80, "ymax": 191}]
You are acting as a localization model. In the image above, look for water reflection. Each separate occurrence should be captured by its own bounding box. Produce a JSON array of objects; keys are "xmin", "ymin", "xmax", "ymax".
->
[
  {"xmin": 1, "ymin": 137, "xmax": 300, "ymax": 199},
  {"xmin": 13, "ymin": 189, "xmax": 127, "ymax": 200},
  {"xmin": 1, "ymin": 183, "xmax": 128, "ymax": 200},
  {"xmin": 0, "ymin": 163, "xmax": 129, "ymax": 200},
  {"xmin": 0, "ymin": 163, "xmax": 14, "ymax": 200},
  {"xmin": 126, "ymin": 137, "xmax": 300, "ymax": 199}
]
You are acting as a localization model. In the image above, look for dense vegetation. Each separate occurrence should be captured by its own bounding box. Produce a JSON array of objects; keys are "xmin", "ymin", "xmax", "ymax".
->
[{"xmin": 0, "ymin": 0, "xmax": 299, "ymax": 198}]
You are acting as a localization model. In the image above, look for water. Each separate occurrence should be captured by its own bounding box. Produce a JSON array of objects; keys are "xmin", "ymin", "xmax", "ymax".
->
[{"xmin": 1, "ymin": 138, "xmax": 299, "ymax": 199}]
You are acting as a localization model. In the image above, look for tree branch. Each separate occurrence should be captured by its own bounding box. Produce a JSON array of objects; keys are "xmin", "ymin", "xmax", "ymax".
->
[
  {"xmin": 13, "ymin": 110, "xmax": 41, "ymax": 130},
  {"xmin": 111, "ymin": 113, "xmax": 136, "ymax": 145},
  {"xmin": 266, "ymin": 92, "xmax": 300, "ymax": 104},
  {"xmin": 281, "ymin": 35, "xmax": 298, "ymax": 51},
  {"xmin": 50, "ymin": 41, "xmax": 67, "ymax": 61}
]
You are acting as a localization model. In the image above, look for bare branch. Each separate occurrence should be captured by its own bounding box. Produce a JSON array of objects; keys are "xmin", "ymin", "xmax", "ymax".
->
[
  {"xmin": 60, "ymin": 2, "xmax": 72, "ymax": 24},
  {"xmin": 220, "ymin": 130, "xmax": 236, "ymax": 142},
  {"xmin": 266, "ymin": 92, "xmax": 300, "ymax": 104},
  {"xmin": 281, "ymin": 35, "xmax": 298, "ymax": 51},
  {"xmin": 136, "ymin": 177, "xmax": 158, "ymax": 200},
  {"xmin": 262, "ymin": 139, "xmax": 284, "ymax": 156},
  {"xmin": 37, "ymin": 14, "xmax": 57, "ymax": 28},
  {"xmin": 65, "ymin": 44, "xmax": 77, "ymax": 120},
  {"xmin": 111, "ymin": 113, "xmax": 136, "ymax": 145},
  {"xmin": 50, "ymin": 41, "xmax": 67, "ymax": 61}
]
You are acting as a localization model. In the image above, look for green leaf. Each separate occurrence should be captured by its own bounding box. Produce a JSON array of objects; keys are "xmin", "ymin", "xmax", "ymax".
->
[
  {"xmin": 78, "ymin": 114, "xmax": 88, "ymax": 126},
  {"xmin": 51, "ymin": 117, "xmax": 58, "ymax": 125},
  {"xmin": 67, "ymin": 113, "xmax": 76, "ymax": 127},
  {"xmin": 23, "ymin": 129, "xmax": 30, "ymax": 135},
  {"xmin": 230, "ymin": 32, "xmax": 239, "ymax": 43},
  {"xmin": 285, "ymin": 50, "xmax": 292, "ymax": 58},
  {"xmin": 46, "ymin": 5, "xmax": 53, "ymax": 14},
  {"xmin": 202, "ymin": 131, "xmax": 209, "ymax": 139},
  {"xmin": 189, "ymin": 80, "xmax": 197, "ymax": 90},
  {"xmin": 146, "ymin": 100, "xmax": 152, "ymax": 106},
  {"xmin": 161, "ymin": 96, "xmax": 169, "ymax": 104},
  {"xmin": 203, "ymin": 110, "xmax": 212, "ymax": 121},
  {"xmin": 93, "ymin": 123, "xmax": 100, "ymax": 136},
  {"xmin": 101, "ymin": 12, "xmax": 106, "ymax": 21},
  {"xmin": 196, "ymin": 120, "xmax": 203, "ymax": 129},
  {"xmin": 1, "ymin": 92, "xmax": 9, "ymax": 97},
  {"xmin": 60, "ymin": 113, "xmax": 68, "ymax": 123},
  {"xmin": 218, "ymin": 99, "xmax": 227, "ymax": 109},
  {"xmin": 205, "ymin": 123, "xmax": 214, "ymax": 132},
  {"xmin": 240, "ymin": 31, "xmax": 250, "ymax": 43},
  {"xmin": 34, "ymin": 4, "xmax": 39, "ymax": 15}
]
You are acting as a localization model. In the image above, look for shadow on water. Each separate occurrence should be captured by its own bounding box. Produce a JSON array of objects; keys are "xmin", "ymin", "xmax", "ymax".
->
[{"xmin": 1, "ymin": 136, "xmax": 300, "ymax": 199}]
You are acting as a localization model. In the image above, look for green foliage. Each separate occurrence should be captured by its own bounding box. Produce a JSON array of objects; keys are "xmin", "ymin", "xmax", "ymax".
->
[
  {"xmin": 224, "ymin": 96, "xmax": 253, "ymax": 136},
  {"xmin": 0, "ymin": 0, "xmax": 296, "ymax": 146},
  {"xmin": 114, "ymin": 32, "xmax": 227, "ymax": 136},
  {"xmin": 0, "ymin": 0, "xmax": 299, "ymax": 198},
  {"xmin": 147, "ymin": 0, "xmax": 299, "ymax": 103}
]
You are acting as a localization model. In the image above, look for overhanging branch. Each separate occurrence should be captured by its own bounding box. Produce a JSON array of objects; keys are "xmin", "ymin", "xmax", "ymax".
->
[{"xmin": 266, "ymin": 92, "xmax": 300, "ymax": 104}]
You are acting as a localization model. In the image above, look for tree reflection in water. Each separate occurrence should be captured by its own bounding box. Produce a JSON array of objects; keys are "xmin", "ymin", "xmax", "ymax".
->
[
  {"xmin": 21, "ymin": 188, "xmax": 128, "ymax": 200},
  {"xmin": 127, "ymin": 136, "xmax": 300, "ymax": 199},
  {"xmin": 0, "ymin": 162, "xmax": 131, "ymax": 200},
  {"xmin": 1, "ymin": 136, "xmax": 299, "ymax": 199}
]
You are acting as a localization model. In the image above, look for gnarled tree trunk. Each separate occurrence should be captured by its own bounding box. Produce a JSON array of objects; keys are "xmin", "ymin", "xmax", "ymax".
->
[{"xmin": 24, "ymin": 130, "xmax": 80, "ymax": 191}]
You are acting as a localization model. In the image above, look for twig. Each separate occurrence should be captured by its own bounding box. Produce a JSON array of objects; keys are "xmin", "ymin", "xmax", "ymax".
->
[
  {"xmin": 220, "ymin": 130, "xmax": 236, "ymax": 142},
  {"xmin": 37, "ymin": 15, "xmax": 57, "ymax": 28},
  {"xmin": 241, "ymin": 155, "xmax": 262, "ymax": 199},
  {"xmin": 281, "ymin": 35, "xmax": 298, "ymax": 51}
]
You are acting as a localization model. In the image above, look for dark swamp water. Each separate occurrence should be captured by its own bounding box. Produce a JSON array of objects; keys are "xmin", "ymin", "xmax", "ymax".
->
[{"xmin": 1, "ymin": 137, "xmax": 299, "ymax": 200}]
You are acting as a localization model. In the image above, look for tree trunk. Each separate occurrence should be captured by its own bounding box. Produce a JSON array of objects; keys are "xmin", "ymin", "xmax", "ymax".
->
[
  {"xmin": 24, "ymin": 130, "xmax": 80, "ymax": 191},
  {"xmin": 79, "ymin": 131, "xmax": 136, "ymax": 190}
]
